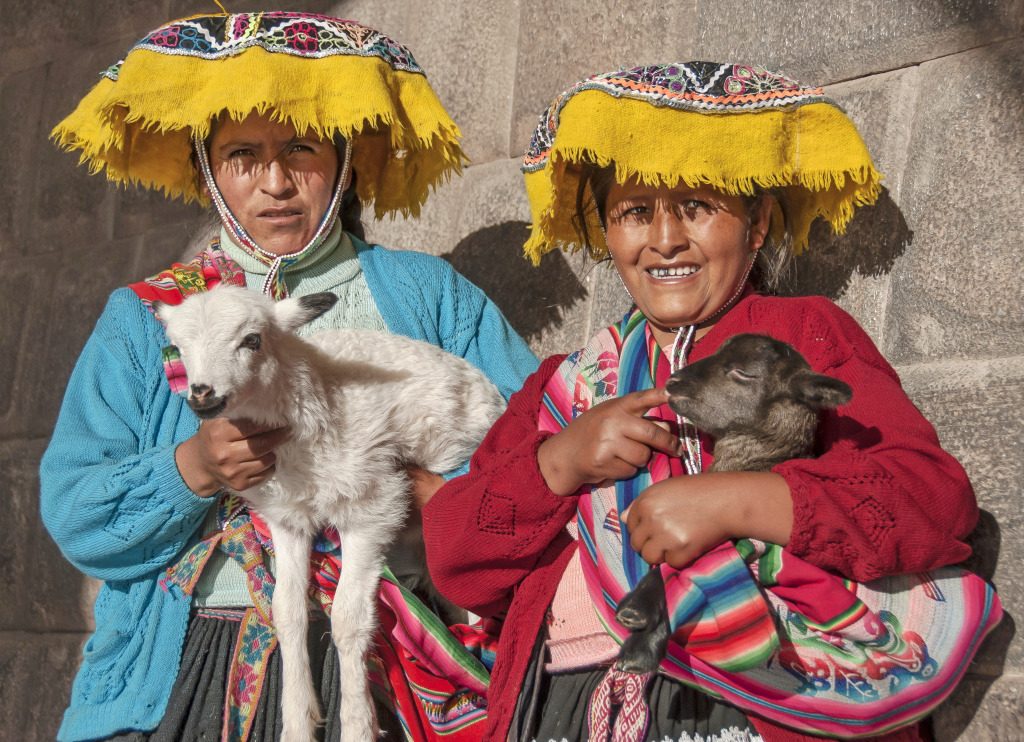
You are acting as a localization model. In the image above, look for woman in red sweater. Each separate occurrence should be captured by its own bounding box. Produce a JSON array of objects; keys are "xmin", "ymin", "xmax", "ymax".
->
[{"xmin": 419, "ymin": 63, "xmax": 994, "ymax": 742}]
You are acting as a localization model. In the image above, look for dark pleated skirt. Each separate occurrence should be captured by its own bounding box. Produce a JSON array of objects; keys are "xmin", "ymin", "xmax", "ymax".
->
[
  {"xmin": 510, "ymin": 634, "xmax": 762, "ymax": 742},
  {"xmin": 102, "ymin": 611, "xmax": 404, "ymax": 742},
  {"xmin": 529, "ymin": 670, "xmax": 762, "ymax": 742}
]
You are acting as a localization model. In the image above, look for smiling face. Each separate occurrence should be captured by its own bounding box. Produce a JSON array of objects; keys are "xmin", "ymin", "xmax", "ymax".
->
[
  {"xmin": 603, "ymin": 178, "xmax": 772, "ymax": 348},
  {"xmin": 206, "ymin": 111, "xmax": 340, "ymax": 256}
]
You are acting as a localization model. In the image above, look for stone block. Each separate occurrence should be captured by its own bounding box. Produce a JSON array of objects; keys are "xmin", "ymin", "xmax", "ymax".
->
[
  {"xmin": 0, "ymin": 439, "xmax": 97, "ymax": 633},
  {"xmin": 171, "ymin": 0, "xmax": 341, "ymax": 19},
  {"xmin": 932, "ymin": 674, "xmax": 1024, "ymax": 741},
  {"xmin": 884, "ymin": 40, "xmax": 1024, "ymax": 365},
  {"xmin": 899, "ymin": 357, "xmax": 1024, "ymax": 673},
  {"xmin": 0, "ymin": 64, "xmax": 48, "ymax": 259},
  {"xmin": 398, "ymin": 0, "xmax": 520, "ymax": 164},
  {"xmin": 0, "ymin": 237, "xmax": 145, "ymax": 440},
  {"xmin": 136, "ymin": 219, "xmax": 214, "ymax": 276},
  {"xmin": 82, "ymin": 2, "xmax": 171, "ymax": 49},
  {"xmin": 510, "ymin": 0, "xmax": 698, "ymax": 159},
  {"xmin": 589, "ymin": 258, "xmax": 634, "ymax": 338},
  {"xmin": 0, "ymin": 631, "xmax": 86, "ymax": 742},
  {"xmin": 690, "ymin": 0, "xmax": 1021, "ymax": 87},
  {"xmin": 0, "ymin": 2, "xmax": 86, "ymax": 67},
  {"xmin": 113, "ymin": 185, "xmax": 203, "ymax": 242},
  {"xmin": 365, "ymin": 156, "xmax": 525, "ymax": 256},
  {"xmin": 448, "ymin": 222, "xmax": 592, "ymax": 357},
  {"xmin": 0, "ymin": 268, "xmax": 36, "ymax": 424},
  {"xmin": 2, "ymin": 0, "xmax": 356, "ymax": 72},
  {"xmin": 785, "ymin": 190, "xmax": 911, "ymax": 345},
  {"xmin": 823, "ymin": 68, "xmax": 921, "ymax": 204},
  {"xmin": 32, "ymin": 38, "xmax": 141, "ymax": 255},
  {"xmin": 366, "ymin": 157, "xmax": 591, "ymax": 356},
  {"xmin": 0, "ymin": 3, "xmax": 152, "ymax": 74},
  {"xmin": 321, "ymin": 1, "xmax": 409, "ymax": 41}
]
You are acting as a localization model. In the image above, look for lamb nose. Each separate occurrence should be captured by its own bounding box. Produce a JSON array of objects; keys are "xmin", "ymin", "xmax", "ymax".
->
[{"xmin": 191, "ymin": 383, "xmax": 213, "ymax": 402}]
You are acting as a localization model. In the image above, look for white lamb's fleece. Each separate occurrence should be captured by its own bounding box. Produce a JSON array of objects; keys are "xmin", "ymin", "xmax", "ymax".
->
[{"xmin": 156, "ymin": 284, "xmax": 506, "ymax": 742}]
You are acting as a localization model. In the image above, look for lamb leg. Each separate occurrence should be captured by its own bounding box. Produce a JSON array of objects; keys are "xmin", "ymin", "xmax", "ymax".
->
[{"xmin": 614, "ymin": 567, "xmax": 670, "ymax": 674}]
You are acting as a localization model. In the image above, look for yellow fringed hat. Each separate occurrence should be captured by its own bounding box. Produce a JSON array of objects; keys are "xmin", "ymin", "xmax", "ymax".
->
[
  {"xmin": 52, "ymin": 12, "xmax": 464, "ymax": 218},
  {"xmin": 521, "ymin": 62, "xmax": 882, "ymax": 265}
]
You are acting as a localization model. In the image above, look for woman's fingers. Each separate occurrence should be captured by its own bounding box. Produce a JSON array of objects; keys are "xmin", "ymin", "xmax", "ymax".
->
[
  {"xmin": 185, "ymin": 418, "xmax": 290, "ymax": 493},
  {"xmin": 630, "ymin": 518, "xmax": 695, "ymax": 568},
  {"xmin": 236, "ymin": 461, "xmax": 277, "ymax": 491},
  {"xmin": 617, "ymin": 386, "xmax": 671, "ymax": 415},
  {"xmin": 243, "ymin": 424, "xmax": 290, "ymax": 458},
  {"xmin": 617, "ymin": 389, "xmax": 683, "ymax": 455},
  {"xmin": 624, "ymin": 416, "xmax": 683, "ymax": 457},
  {"xmin": 537, "ymin": 386, "xmax": 683, "ymax": 496},
  {"xmin": 611, "ymin": 438, "xmax": 658, "ymax": 472}
]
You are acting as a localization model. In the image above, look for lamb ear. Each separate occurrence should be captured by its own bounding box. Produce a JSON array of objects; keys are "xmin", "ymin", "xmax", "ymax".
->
[
  {"xmin": 274, "ymin": 292, "xmax": 339, "ymax": 332},
  {"xmin": 795, "ymin": 370, "xmax": 853, "ymax": 410}
]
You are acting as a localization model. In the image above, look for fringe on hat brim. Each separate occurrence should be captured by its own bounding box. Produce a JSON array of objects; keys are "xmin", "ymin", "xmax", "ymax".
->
[
  {"xmin": 51, "ymin": 47, "xmax": 465, "ymax": 218},
  {"xmin": 522, "ymin": 94, "xmax": 882, "ymax": 265}
]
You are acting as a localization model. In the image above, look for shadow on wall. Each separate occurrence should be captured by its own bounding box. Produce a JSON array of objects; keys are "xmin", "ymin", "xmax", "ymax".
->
[
  {"xmin": 781, "ymin": 187, "xmax": 1016, "ymax": 738},
  {"xmin": 960, "ymin": 508, "xmax": 1015, "ymax": 693},
  {"xmin": 939, "ymin": 509, "xmax": 1016, "ymax": 740},
  {"xmin": 441, "ymin": 221, "xmax": 588, "ymax": 344},
  {"xmin": 782, "ymin": 187, "xmax": 912, "ymax": 299}
]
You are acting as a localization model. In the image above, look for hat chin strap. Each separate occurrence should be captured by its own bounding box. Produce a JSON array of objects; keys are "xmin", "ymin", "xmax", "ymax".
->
[
  {"xmin": 192, "ymin": 133, "xmax": 353, "ymax": 299},
  {"xmin": 664, "ymin": 251, "xmax": 754, "ymax": 478},
  {"xmin": 690, "ymin": 251, "xmax": 756, "ymax": 332}
]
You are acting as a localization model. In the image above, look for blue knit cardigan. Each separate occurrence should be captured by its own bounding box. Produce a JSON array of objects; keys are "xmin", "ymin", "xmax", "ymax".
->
[{"xmin": 39, "ymin": 238, "xmax": 539, "ymax": 742}]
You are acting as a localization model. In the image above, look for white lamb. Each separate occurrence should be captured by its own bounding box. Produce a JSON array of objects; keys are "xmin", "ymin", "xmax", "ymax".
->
[{"xmin": 155, "ymin": 284, "xmax": 506, "ymax": 742}]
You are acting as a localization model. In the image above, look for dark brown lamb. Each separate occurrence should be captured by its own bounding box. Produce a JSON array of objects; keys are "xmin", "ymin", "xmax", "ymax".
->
[{"xmin": 613, "ymin": 333, "xmax": 853, "ymax": 675}]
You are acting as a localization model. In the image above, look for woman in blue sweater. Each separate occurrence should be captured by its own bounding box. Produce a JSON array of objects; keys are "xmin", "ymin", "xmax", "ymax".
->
[{"xmin": 40, "ymin": 13, "xmax": 536, "ymax": 742}]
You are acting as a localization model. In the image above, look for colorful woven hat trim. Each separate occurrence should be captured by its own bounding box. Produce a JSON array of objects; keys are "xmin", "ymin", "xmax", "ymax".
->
[
  {"xmin": 102, "ymin": 12, "xmax": 423, "ymax": 72},
  {"xmin": 521, "ymin": 62, "xmax": 882, "ymax": 264},
  {"xmin": 52, "ymin": 12, "xmax": 464, "ymax": 219}
]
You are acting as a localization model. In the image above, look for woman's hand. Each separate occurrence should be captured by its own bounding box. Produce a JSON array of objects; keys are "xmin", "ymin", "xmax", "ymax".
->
[
  {"xmin": 175, "ymin": 418, "xmax": 291, "ymax": 497},
  {"xmin": 623, "ymin": 471, "xmax": 793, "ymax": 568},
  {"xmin": 537, "ymin": 387, "xmax": 683, "ymax": 496},
  {"xmin": 407, "ymin": 466, "xmax": 446, "ymax": 512}
]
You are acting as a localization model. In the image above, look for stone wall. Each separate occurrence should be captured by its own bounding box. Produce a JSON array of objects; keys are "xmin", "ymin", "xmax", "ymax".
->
[{"xmin": 1, "ymin": 0, "xmax": 1020, "ymax": 738}]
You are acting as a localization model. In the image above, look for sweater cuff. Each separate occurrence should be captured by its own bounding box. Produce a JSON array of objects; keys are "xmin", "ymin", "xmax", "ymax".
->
[
  {"xmin": 777, "ymin": 467, "xmax": 814, "ymax": 558},
  {"xmin": 519, "ymin": 429, "xmax": 578, "ymax": 514},
  {"xmin": 159, "ymin": 444, "xmax": 217, "ymax": 518}
]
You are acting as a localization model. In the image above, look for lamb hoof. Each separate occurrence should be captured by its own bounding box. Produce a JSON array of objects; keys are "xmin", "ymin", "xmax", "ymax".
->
[
  {"xmin": 615, "ymin": 619, "xmax": 670, "ymax": 674},
  {"xmin": 615, "ymin": 568, "xmax": 670, "ymax": 674},
  {"xmin": 616, "ymin": 602, "xmax": 651, "ymax": 631},
  {"xmin": 615, "ymin": 568, "xmax": 667, "ymax": 631}
]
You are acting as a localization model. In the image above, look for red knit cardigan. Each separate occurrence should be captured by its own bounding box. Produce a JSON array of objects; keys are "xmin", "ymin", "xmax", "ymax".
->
[{"xmin": 423, "ymin": 293, "xmax": 977, "ymax": 742}]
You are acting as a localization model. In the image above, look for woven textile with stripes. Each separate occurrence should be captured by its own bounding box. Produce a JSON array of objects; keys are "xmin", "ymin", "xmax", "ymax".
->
[{"xmin": 537, "ymin": 308, "xmax": 1002, "ymax": 738}]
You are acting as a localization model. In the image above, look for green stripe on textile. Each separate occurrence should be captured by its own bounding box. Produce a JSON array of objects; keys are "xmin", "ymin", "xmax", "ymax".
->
[{"xmin": 379, "ymin": 564, "xmax": 491, "ymax": 687}]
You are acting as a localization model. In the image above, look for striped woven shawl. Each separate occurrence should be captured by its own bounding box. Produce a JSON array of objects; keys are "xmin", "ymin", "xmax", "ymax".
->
[{"xmin": 537, "ymin": 308, "xmax": 1002, "ymax": 738}]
